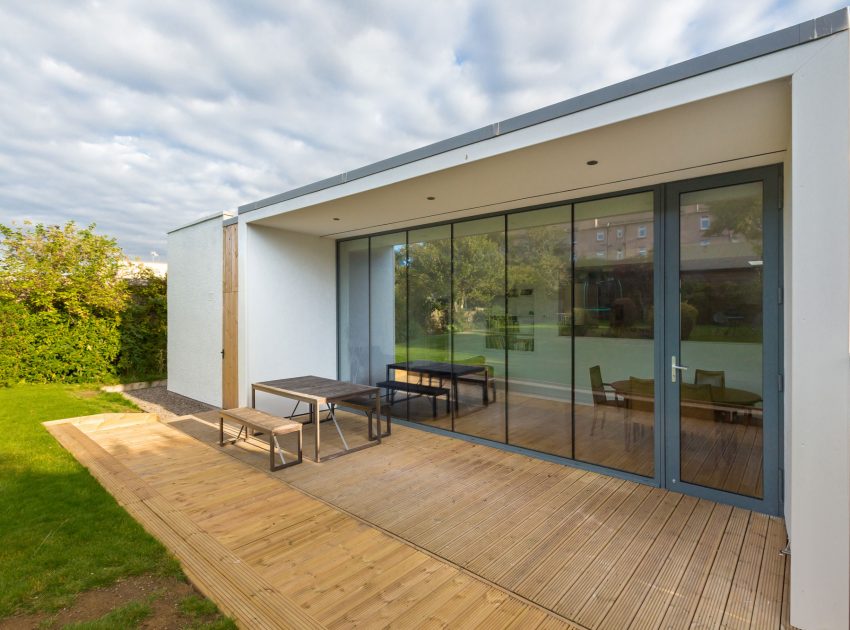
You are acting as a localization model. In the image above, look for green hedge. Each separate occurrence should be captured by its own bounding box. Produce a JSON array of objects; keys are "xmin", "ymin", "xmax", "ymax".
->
[
  {"xmin": 117, "ymin": 271, "xmax": 167, "ymax": 381},
  {"xmin": 0, "ymin": 221, "xmax": 167, "ymax": 385},
  {"xmin": 0, "ymin": 304, "xmax": 120, "ymax": 385}
]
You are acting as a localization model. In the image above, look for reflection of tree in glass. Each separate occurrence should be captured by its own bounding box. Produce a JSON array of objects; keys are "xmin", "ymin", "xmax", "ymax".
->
[
  {"xmin": 403, "ymin": 235, "xmax": 505, "ymax": 333},
  {"xmin": 704, "ymin": 195, "xmax": 763, "ymax": 257},
  {"xmin": 407, "ymin": 238, "xmax": 451, "ymax": 335},
  {"xmin": 508, "ymin": 227, "xmax": 570, "ymax": 299},
  {"xmin": 453, "ymin": 235, "xmax": 504, "ymax": 317}
]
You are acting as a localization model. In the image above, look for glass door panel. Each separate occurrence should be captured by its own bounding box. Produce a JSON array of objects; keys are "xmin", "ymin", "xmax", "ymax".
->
[
  {"xmin": 370, "ymin": 232, "xmax": 408, "ymax": 418},
  {"xmin": 573, "ymin": 191, "xmax": 655, "ymax": 476},
  {"xmin": 452, "ymin": 217, "xmax": 506, "ymax": 441},
  {"xmin": 406, "ymin": 225, "xmax": 452, "ymax": 429},
  {"xmin": 338, "ymin": 238, "xmax": 370, "ymax": 384},
  {"xmin": 676, "ymin": 182, "xmax": 764, "ymax": 498},
  {"xmin": 506, "ymin": 206, "xmax": 572, "ymax": 457}
]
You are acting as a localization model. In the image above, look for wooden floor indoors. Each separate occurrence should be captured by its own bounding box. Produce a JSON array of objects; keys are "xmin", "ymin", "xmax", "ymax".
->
[{"xmin": 168, "ymin": 408, "xmax": 793, "ymax": 629}]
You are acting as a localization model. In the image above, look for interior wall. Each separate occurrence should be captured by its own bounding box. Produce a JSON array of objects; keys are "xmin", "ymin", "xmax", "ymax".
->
[
  {"xmin": 241, "ymin": 224, "xmax": 337, "ymax": 417},
  {"xmin": 167, "ymin": 216, "xmax": 223, "ymax": 406}
]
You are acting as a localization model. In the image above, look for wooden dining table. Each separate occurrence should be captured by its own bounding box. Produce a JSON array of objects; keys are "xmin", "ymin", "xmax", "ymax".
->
[
  {"xmin": 252, "ymin": 376, "xmax": 381, "ymax": 462},
  {"xmin": 610, "ymin": 378, "xmax": 762, "ymax": 420}
]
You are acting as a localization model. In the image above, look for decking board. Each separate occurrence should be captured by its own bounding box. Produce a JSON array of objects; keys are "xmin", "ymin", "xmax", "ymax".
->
[
  {"xmin": 49, "ymin": 411, "xmax": 794, "ymax": 629},
  {"xmin": 47, "ymin": 414, "xmax": 573, "ymax": 629}
]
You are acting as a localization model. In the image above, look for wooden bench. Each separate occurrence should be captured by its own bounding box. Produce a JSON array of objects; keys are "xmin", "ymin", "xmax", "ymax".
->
[
  {"xmin": 376, "ymin": 380, "xmax": 450, "ymax": 417},
  {"xmin": 333, "ymin": 394, "xmax": 392, "ymax": 438},
  {"xmin": 219, "ymin": 407, "xmax": 302, "ymax": 471}
]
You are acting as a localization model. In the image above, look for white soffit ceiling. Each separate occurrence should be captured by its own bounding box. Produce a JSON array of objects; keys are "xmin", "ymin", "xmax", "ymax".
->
[{"xmin": 254, "ymin": 80, "xmax": 789, "ymax": 238}]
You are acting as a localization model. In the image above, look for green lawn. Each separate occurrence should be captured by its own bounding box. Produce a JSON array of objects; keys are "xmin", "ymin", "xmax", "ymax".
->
[{"xmin": 0, "ymin": 384, "xmax": 181, "ymax": 617}]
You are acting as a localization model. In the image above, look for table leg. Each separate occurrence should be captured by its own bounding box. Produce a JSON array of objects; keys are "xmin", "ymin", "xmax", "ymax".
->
[
  {"xmin": 312, "ymin": 402, "xmax": 321, "ymax": 462},
  {"xmin": 374, "ymin": 391, "xmax": 382, "ymax": 443},
  {"xmin": 251, "ymin": 385, "xmax": 255, "ymax": 409},
  {"xmin": 453, "ymin": 377, "xmax": 459, "ymax": 412}
]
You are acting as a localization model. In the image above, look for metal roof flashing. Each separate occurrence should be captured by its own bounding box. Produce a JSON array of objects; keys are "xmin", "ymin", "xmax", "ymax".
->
[
  {"xmin": 238, "ymin": 7, "xmax": 848, "ymax": 216},
  {"xmin": 168, "ymin": 211, "xmax": 236, "ymax": 235}
]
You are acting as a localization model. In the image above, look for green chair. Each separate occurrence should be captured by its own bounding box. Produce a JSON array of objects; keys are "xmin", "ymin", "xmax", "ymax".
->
[{"xmin": 694, "ymin": 369, "xmax": 725, "ymax": 391}]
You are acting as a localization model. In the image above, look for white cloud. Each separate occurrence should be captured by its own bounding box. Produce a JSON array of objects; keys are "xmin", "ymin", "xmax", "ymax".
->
[{"xmin": 0, "ymin": 0, "xmax": 843, "ymax": 259}]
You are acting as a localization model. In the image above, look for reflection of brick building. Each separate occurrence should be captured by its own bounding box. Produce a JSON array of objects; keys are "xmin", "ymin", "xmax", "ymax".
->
[{"xmin": 573, "ymin": 212, "xmax": 655, "ymax": 263}]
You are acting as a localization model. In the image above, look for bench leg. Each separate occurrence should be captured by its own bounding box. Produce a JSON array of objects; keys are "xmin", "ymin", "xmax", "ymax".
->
[
  {"xmin": 296, "ymin": 430, "xmax": 303, "ymax": 464},
  {"xmin": 270, "ymin": 432, "xmax": 304, "ymax": 471},
  {"xmin": 270, "ymin": 436, "xmax": 280, "ymax": 470},
  {"xmin": 219, "ymin": 415, "xmax": 224, "ymax": 446}
]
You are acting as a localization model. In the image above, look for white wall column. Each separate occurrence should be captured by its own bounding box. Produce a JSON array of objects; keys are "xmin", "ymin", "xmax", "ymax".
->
[
  {"xmin": 167, "ymin": 215, "xmax": 224, "ymax": 406},
  {"xmin": 240, "ymin": 224, "xmax": 337, "ymax": 417},
  {"xmin": 789, "ymin": 31, "xmax": 850, "ymax": 630}
]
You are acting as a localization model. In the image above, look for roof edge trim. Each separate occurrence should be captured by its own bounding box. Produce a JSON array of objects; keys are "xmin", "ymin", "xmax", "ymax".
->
[
  {"xmin": 168, "ymin": 211, "xmax": 234, "ymax": 235},
  {"xmin": 239, "ymin": 7, "xmax": 848, "ymax": 216}
]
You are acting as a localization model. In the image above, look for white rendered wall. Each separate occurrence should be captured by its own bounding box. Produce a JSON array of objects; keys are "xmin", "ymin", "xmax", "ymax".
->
[
  {"xmin": 167, "ymin": 216, "xmax": 223, "ymax": 406},
  {"xmin": 239, "ymin": 224, "xmax": 337, "ymax": 417},
  {"xmin": 789, "ymin": 32, "xmax": 850, "ymax": 630}
]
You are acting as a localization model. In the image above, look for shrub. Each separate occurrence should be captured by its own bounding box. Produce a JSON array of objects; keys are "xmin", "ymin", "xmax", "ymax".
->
[
  {"xmin": 0, "ymin": 221, "xmax": 167, "ymax": 385},
  {"xmin": 117, "ymin": 269, "xmax": 167, "ymax": 380}
]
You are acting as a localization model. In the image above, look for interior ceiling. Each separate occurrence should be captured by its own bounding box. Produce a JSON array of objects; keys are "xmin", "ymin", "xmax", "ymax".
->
[{"xmin": 252, "ymin": 80, "xmax": 790, "ymax": 238}]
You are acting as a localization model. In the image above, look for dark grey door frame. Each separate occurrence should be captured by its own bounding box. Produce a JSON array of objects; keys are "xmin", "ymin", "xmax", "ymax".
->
[{"xmin": 661, "ymin": 165, "xmax": 783, "ymax": 516}]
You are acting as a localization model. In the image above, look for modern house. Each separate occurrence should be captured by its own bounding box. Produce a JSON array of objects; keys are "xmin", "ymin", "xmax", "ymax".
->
[{"xmin": 168, "ymin": 9, "xmax": 850, "ymax": 629}]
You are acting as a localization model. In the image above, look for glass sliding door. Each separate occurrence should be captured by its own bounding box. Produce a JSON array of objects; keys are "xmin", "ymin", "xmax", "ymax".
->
[
  {"xmin": 452, "ymin": 217, "xmax": 506, "ymax": 441},
  {"xmin": 573, "ymin": 192, "xmax": 655, "ymax": 476},
  {"xmin": 666, "ymin": 170, "xmax": 780, "ymax": 508},
  {"xmin": 406, "ymin": 225, "xmax": 452, "ymax": 428},
  {"xmin": 506, "ymin": 205, "xmax": 572, "ymax": 457},
  {"xmin": 370, "ymin": 232, "xmax": 407, "ymax": 417},
  {"xmin": 338, "ymin": 238, "xmax": 370, "ymax": 384}
]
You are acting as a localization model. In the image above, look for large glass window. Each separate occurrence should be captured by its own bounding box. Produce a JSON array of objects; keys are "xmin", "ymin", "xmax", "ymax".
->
[
  {"xmin": 338, "ymin": 190, "xmax": 654, "ymax": 479},
  {"xmin": 452, "ymin": 217, "xmax": 506, "ymax": 442},
  {"xmin": 506, "ymin": 206, "xmax": 572, "ymax": 457},
  {"xmin": 405, "ymin": 225, "xmax": 452, "ymax": 428},
  {"xmin": 338, "ymin": 238, "xmax": 369, "ymax": 384},
  {"xmin": 370, "ymin": 232, "xmax": 407, "ymax": 417},
  {"xmin": 573, "ymin": 192, "xmax": 655, "ymax": 476}
]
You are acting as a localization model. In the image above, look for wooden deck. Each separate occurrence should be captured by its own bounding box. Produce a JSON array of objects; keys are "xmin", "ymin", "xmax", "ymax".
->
[{"xmin": 48, "ymin": 410, "xmax": 794, "ymax": 629}]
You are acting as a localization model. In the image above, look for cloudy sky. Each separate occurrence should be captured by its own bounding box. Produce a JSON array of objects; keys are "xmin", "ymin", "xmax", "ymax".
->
[{"xmin": 0, "ymin": 1, "xmax": 843, "ymax": 261}]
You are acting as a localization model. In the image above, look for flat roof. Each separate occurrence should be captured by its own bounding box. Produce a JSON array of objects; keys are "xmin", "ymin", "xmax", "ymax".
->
[{"xmin": 239, "ymin": 7, "xmax": 848, "ymax": 216}]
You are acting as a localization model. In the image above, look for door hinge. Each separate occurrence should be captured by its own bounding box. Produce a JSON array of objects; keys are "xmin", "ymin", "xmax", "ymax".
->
[
  {"xmin": 778, "ymin": 373, "xmax": 784, "ymax": 392},
  {"xmin": 221, "ymin": 349, "xmax": 225, "ymax": 359}
]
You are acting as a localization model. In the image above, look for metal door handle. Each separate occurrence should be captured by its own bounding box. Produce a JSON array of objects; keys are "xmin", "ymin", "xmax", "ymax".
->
[{"xmin": 671, "ymin": 355, "xmax": 688, "ymax": 383}]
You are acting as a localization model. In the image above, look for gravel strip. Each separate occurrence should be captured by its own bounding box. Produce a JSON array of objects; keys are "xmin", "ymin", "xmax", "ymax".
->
[{"xmin": 122, "ymin": 386, "xmax": 217, "ymax": 419}]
